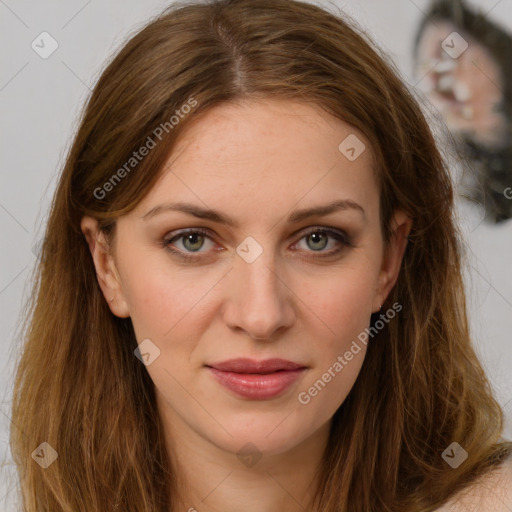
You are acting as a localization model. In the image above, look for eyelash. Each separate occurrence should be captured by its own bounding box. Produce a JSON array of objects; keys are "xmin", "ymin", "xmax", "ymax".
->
[{"xmin": 161, "ymin": 227, "xmax": 354, "ymax": 262}]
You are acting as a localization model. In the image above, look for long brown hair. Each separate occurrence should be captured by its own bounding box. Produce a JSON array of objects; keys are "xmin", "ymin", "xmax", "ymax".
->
[{"xmin": 10, "ymin": 0, "xmax": 512, "ymax": 510}]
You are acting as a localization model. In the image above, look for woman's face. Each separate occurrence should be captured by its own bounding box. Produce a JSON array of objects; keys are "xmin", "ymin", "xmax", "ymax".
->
[{"xmin": 82, "ymin": 99, "xmax": 409, "ymax": 460}]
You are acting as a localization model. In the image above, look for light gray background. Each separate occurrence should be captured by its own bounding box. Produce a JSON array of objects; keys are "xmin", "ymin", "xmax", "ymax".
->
[{"xmin": 1, "ymin": 0, "xmax": 512, "ymax": 507}]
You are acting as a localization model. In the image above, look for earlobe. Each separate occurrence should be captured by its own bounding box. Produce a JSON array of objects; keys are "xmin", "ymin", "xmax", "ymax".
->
[
  {"xmin": 80, "ymin": 216, "xmax": 130, "ymax": 318},
  {"xmin": 373, "ymin": 210, "xmax": 413, "ymax": 312}
]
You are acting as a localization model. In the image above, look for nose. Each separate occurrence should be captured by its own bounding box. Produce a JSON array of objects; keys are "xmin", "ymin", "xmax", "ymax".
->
[{"xmin": 222, "ymin": 245, "xmax": 296, "ymax": 342}]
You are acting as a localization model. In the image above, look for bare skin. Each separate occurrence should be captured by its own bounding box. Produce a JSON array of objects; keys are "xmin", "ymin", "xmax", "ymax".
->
[
  {"xmin": 81, "ymin": 99, "xmax": 412, "ymax": 511},
  {"xmin": 436, "ymin": 454, "xmax": 512, "ymax": 511}
]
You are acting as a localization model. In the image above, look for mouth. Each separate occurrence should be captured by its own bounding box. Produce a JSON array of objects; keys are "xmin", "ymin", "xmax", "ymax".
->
[{"xmin": 205, "ymin": 358, "xmax": 308, "ymax": 400}]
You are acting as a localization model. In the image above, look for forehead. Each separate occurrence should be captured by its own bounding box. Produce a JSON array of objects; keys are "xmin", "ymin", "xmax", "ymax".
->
[{"xmin": 133, "ymin": 99, "xmax": 379, "ymax": 223}]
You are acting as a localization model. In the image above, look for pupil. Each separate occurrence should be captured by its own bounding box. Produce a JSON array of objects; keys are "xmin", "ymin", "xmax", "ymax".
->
[
  {"xmin": 309, "ymin": 232, "xmax": 327, "ymax": 250},
  {"xmin": 185, "ymin": 233, "xmax": 202, "ymax": 251}
]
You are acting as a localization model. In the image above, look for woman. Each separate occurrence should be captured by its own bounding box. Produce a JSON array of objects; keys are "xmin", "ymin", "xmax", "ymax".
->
[{"xmin": 10, "ymin": 0, "xmax": 512, "ymax": 510}]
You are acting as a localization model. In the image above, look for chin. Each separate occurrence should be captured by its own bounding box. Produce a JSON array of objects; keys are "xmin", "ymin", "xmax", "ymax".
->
[{"xmin": 207, "ymin": 405, "xmax": 328, "ymax": 459}]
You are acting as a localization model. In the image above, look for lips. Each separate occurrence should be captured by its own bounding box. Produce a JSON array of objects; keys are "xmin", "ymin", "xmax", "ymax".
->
[
  {"xmin": 208, "ymin": 358, "xmax": 305, "ymax": 373},
  {"xmin": 206, "ymin": 358, "xmax": 307, "ymax": 400}
]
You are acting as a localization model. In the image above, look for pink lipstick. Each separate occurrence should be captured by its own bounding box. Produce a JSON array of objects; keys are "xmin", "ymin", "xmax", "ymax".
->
[{"xmin": 206, "ymin": 358, "xmax": 307, "ymax": 400}]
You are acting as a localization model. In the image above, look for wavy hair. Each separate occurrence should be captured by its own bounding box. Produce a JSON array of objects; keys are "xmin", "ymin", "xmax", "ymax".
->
[{"xmin": 10, "ymin": 0, "xmax": 512, "ymax": 510}]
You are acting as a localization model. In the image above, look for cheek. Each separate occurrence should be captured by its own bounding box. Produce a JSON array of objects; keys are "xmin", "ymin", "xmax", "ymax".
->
[
  {"xmin": 299, "ymin": 260, "xmax": 378, "ymax": 385},
  {"xmin": 296, "ymin": 279, "xmax": 375, "ymax": 416},
  {"xmin": 316, "ymin": 274, "xmax": 373, "ymax": 321},
  {"xmin": 306, "ymin": 262, "xmax": 378, "ymax": 340},
  {"xmin": 116, "ymin": 249, "xmax": 192, "ymax": 343},
  {"xmin": 117, "ymin": 243, "xmax": 222, "ymax": 335}
]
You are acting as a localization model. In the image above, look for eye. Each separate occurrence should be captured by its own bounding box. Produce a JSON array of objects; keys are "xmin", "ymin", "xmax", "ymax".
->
[
  {"xmin": 292, "ymin": 227, "xmax": 353, "ymax": 258},
  {"xmin": 162, "ymin": 226, "xmax": 353, "ymax": 262},
  {"xmin": 163, "ymin": 228, "xmax": 216, "ymax": 260}
]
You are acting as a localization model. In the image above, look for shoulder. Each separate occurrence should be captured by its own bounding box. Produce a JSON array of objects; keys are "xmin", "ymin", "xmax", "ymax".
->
[{"xmin": 436, "ymin": 454, "xmax": 512, "ymax": 511}]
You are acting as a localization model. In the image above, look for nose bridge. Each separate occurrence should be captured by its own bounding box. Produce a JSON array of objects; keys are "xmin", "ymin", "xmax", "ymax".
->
[{"xmin": 225, "ymin": 235, "xmax": 295, "ymax": 340}]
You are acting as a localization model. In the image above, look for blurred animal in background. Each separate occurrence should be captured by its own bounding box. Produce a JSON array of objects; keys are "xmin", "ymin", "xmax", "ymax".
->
[{"xmin": 413, "ymin": 0, "xmax": 512, "ymax": 223}]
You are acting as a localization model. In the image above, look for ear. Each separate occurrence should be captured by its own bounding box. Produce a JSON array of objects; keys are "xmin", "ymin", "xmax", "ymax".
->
[
  {"xmin": 372, "ymin": 210, "xmax": 412, "ymax": 312},
  {"xmin": 80, "ymin": 216, "xmax": 130, "ymax": 318}
]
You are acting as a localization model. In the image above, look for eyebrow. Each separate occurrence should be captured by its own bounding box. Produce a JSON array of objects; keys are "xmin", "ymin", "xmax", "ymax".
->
[{"xmin": 141, "ymin": 199, "xmax": 366, "ymax": 226}]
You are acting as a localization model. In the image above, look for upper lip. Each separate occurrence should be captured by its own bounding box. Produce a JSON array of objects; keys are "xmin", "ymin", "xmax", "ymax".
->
[{"xmin": 206, "ymin": 358, "xmax": 306, "ymax": 374}]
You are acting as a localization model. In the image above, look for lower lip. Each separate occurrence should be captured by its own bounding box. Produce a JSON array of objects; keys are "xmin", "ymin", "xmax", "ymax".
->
[{"xmin": 207, "ymin": 367, "xmax": 306, "ymax": 400}]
